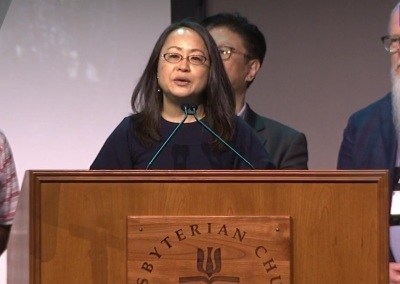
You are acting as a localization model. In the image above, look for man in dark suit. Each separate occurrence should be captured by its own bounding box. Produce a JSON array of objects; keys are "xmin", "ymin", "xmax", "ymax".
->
[
  {"xmin": 202, "ymin": 13, "xmax": 308, "ymax": 169},
  {"xmin": 337, "ymin": 3, "xmax": 400, "ymax": 283}
]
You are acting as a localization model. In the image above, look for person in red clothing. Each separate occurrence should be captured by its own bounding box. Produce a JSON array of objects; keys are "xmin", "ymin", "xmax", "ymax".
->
[{"xmin": 0, "ymin": 130, "xmax": 19, "ymax": 255}]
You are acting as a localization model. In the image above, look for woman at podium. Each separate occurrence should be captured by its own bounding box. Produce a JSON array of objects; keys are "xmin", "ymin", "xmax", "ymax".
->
[{"xmin": 90, "ymin": 20, "xmax": 275, "ymax": 170}]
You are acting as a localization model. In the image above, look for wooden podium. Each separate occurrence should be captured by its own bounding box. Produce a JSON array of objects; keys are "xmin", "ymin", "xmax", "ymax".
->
[{"xmin": 7, "ymin": 170, "xmax": 389, "ymax": 283}]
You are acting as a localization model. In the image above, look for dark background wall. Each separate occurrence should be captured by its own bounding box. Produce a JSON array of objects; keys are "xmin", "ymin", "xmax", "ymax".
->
[
  {"xmin": 171, "ymin": 0, "xmax": 205, "ymax": 22},
  {"xmin": 202, "ymin": 0, "xmax": 397, "ymax": 169},
  {"xmin": 0, "ymin": 0, "xmax": 11, "ymax": 28}
]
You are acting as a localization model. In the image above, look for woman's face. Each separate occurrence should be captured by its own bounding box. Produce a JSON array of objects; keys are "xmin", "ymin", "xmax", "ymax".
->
[{"xmin": 158, "ymin": 27, "xmax": 210, "ymax": 106}]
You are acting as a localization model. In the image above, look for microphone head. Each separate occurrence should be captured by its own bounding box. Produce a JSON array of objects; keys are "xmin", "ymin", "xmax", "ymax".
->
[{"xmin": 180, "ymin": 103, "xmax": 198, "ymax": 115}]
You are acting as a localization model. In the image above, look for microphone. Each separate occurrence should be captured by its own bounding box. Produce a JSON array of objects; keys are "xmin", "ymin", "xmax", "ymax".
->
[
  {"xmin": 185, "ymin": 104, "xmax": 255, "ymax": 169},
  {"xmin": 146, "ymin": 110, "xmax": 189, "ymax": 169}
]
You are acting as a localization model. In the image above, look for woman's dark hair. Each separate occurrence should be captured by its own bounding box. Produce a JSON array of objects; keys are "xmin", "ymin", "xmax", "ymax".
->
[{"xmin": 131, "ymin": 19, "xmax": 235, "ymax": 150}]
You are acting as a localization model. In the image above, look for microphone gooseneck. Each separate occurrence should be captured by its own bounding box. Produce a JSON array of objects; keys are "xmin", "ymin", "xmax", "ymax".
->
[
  {"xmin": 146, "ymin": 108, "xmax": 189, "ymax": 169},
  {"xmin": 188, "ymin": 105, "xmax": 255, "ymax": 169}
]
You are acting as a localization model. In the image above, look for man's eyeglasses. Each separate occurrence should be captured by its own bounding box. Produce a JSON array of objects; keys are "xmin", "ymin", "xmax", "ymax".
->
[
  {"xmin": 218, "ymin": 46, "xmax": 252, "ymax": 61},
  {"xmin": 162, "ymin": 53, "xmax": 208, "ymax": 65},
  {"xmin": 381, "ymin": 35, "xmax": 400, "ymax": 53}
]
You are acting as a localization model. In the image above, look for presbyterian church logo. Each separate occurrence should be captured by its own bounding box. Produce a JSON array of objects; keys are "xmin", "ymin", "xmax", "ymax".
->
[
  {"xmin": 178, "ymin": 247, "xmax": 240, "ymax": 283},
  {"xmin": 127, "ymin": 217, "xmax": 291, "ymax": 283}
]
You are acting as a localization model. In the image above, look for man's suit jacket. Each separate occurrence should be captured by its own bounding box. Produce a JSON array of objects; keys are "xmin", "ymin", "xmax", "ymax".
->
[
  {"xmin": 337, "ymin": 93, "xmax": 396, "ymax": 189},
  {"xmin": 243, "ymin": 104, "xmax": 308, "ymax": 169},
  {"xmin": 337, "ymin": 92, "xmax": 397, "ymax": 261}
]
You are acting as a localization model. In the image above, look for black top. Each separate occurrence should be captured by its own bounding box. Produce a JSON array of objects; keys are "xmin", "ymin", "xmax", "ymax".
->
[{"xmin": 90, "ymin": 115, "xmax": 275, "ymax": 170}]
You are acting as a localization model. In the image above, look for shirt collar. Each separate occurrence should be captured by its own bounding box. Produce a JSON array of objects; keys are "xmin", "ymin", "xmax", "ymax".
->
[{"xmin": 237, "ymin": 102, "xmax": 247, "ymax": 118}]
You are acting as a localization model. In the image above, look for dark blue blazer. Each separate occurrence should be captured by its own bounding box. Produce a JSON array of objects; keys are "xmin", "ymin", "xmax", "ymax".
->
[
  {"xmin": 337, "ymin": 93, "xmax": 396, "ymax": 188},
  {"xmin": 337, "ymin": 92, "xmax": 397, "ymax": 261}
]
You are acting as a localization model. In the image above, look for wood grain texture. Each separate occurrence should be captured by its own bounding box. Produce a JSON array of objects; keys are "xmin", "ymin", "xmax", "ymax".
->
[
  {"xmin": 127, "ymin": 216, "xmax": 291, "ymax": 283},
  {"xmin": 7, "ymin": 170, "xmax": 389, "ymax": 283}
]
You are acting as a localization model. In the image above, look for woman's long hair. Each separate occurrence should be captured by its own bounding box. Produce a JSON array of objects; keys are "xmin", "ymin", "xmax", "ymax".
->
[{"xmin": 131, "ymin": 19, "xmax": 236, "ymax": 150}]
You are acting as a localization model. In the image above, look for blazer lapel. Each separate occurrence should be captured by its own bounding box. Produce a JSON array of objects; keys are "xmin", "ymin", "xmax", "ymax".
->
[
  {"xmin": 243, "ymin": 104, "xmax": 268, "ymax": 145},
  {"xmin": 380, "ymin": 93, "xmax": 397, "ymax": 169}
]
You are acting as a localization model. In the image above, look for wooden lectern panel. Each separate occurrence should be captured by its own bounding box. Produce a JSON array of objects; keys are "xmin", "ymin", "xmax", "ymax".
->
[
  {"xmin": 7, "ymin": 170, "xmax": 389, "ymax": 283},
  {"xmin": 126, "ymin": 216, "xmax": 291, "ymax": 283}
]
